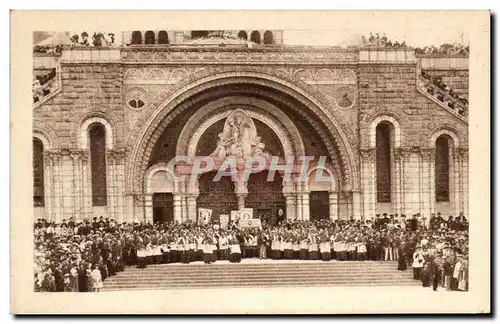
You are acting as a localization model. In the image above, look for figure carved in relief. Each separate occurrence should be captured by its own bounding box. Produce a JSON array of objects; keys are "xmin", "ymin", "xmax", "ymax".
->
[{"xmin": 209, "ymin": 109, "xmax": 270, "ymax": 159}]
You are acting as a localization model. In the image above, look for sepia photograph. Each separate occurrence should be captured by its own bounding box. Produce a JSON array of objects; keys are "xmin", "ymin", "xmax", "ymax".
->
[{"xmin": 10, "ymin": 10, "xmax": 490, "ymax": 314}]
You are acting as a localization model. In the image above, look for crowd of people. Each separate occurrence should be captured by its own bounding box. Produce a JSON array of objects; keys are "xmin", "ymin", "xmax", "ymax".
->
[
  {"xmin": 34, "ymin": 212, "xmax": 469, "ymax": 293},
  {"xmin": 421, "ymin": 69, "xmax": 469, "ymax": 106}
]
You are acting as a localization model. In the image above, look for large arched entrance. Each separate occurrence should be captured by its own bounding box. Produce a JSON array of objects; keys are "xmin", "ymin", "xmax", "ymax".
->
[{"xmin": 129, "ymin": 70, "xmax": 358, "ymax": 223}]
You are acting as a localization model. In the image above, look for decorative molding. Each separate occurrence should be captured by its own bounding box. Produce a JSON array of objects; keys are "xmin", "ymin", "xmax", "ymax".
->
[
  {"xmin": 123, "ymin": 67, "xmax": 358, "ymax": 86},
  {"xmin": 121, "ymin": 48, "xmax": 360, "ymax": 64},
  {"xmin": 125, "ymin": 68, "xmax": 358, "ymax": 194},
  {"xmin": 125, "ymin": 87, "xmax": 148, "ymax": 110}
]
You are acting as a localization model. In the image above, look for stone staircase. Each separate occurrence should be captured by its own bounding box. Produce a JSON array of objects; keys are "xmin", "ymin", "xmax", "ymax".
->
[
  {"xmin": 101, "ymin": 260, "xmax": 420, "ymax": 291},
  {"xmin": 416, "ymin": 77, "xmax": 468, "ymax": 122}
]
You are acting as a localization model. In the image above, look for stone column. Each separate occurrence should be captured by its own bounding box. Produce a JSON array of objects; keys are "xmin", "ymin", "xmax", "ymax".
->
[
  {"xmin": 429, "ymin": 149, "xmax": 436, "ymax": 215},
  {"xmin": 52, "ymin": 151, "xmax": 63, "ymax": 223},
  {"xmin": 460, "ymin": 148, "xmax": 469, "ymax": 217},
  {"xmin": 187, "ymin": 196, "xmax": 198, "ymax": 221},
  {"xmin": 295, "ymin": 176, "xmax": 303, "ymax": 221},
  {"xmin": 352, "ymin": 190, "xmax": 362, "ymax": 220},
  {"xmin": 43, "ymin": 152, "xmax": 54, "ymax": 221},
  {"xmin": 144, "ymin": 194, "xmax": 153, "ymax": 223},
  {"xmin": 284, "ymin": 193, "xmax": 295, "ymax": 220},
  {"xmin": 420, "ymin": 148, "xmax": 435, "ymax": 224},
  {"xmin": 173, "ymin": 194, "xmax": 182, "ymax": 223},
  {"xmin": 452, "ymin": 148, "xmax": 462, "ymax": 217},
  {"xmin": 184, "ymin": 175, "xmax": 199, "ymax": 222},
  {"xmin": 234, "ymin": 170, "xmax": 248, "ymax": 210},
  {"xmin": 236, "ymin": 194, "xmax": 245, "ymax": 210},
  {"xmin": 393, "ymin": 148, "xmax": 403, "ymax": 215},
  {"xmin": 69, "ymin": 151, "xmax": 82, "ymax": 220},
  {"xmin": 124, "ymin": 193, "xmax": 135, "ymax": 223},
  {"xmin": 106, "ymin": 150, "xmax": 116, "ymax": 220},
  {"xmin": 360, "ymin": 148, "xmax": 376, "ymax": 219},
  {"xmin": 329, "ymin": 192, "xmax": 338, "ymax": 220},
  {"xmin": 302, "ymin": 193, "xmax": 310, "ymax": 221},
  {"xmin": 80, "ymin": 151, "xmax": 92, "ymax": 220}
]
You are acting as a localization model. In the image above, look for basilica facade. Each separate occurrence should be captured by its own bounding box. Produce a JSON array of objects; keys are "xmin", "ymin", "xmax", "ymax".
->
[{"xmin": 32, "ymin": 30, "xmax": 469, "ymax": 225}]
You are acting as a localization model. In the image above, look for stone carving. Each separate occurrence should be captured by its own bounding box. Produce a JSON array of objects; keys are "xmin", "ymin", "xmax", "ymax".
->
[
  {"xmin": 121, "ymin": 49, "xmax": 360, "ymax": 63},
  {"xmin": 335, "ymin": 87, "xmax": 356, "ymax": 109},
  {"xmin": 126, "ymin": 88, "xmax": 147, "ymax": 110},
  {"xmin": 145, "ymin": 68, "xmax": 165, "ymax": 80},
  {"xmin": 209, "ymin": 109, "xmax": 270, "ymax": 160},
  {"xmin": 123, "ymin": 68, "xmax": 144, "ymax": 80}
]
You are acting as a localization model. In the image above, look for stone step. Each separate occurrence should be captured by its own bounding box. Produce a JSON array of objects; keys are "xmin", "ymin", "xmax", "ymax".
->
[
  {"xmin": 102, "ymin": 261, "xmax": 416, "ymax": 291},
  {"xmin": 102, "ymin": 281, "xmax": 420, "ymax": 291},
  {"xmin": 105, "ymin": 274, "xmax": 412, "ymax": 283},
  {"xmin": 106, "ymin": 271, "xmax": 412, "ymax": 279}
]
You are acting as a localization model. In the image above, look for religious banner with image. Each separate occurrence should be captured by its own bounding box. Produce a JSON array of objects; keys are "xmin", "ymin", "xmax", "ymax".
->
[
  {"xmin": 198, "ymin": 208, "xmax": 213, "ymax": 224},
  {"xmin": 231, "ymin": 210, "xmax": 241, "ymax": 223},
  {"xmin": 239, "ymin": 208, "xmax": 253, "ymax": 221},
  {"xmin": 220, "ymin": 214, "xmax": 230, "ymax": 229}
]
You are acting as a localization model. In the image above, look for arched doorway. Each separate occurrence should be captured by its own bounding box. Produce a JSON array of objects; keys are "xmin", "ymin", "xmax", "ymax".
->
[
  {"xmin": 128, "ymin": 71, "xmax": 358, "ymax": 223},
  {"xmin": 246, "ymin": 170, "xmax": 285, "ymax": 225},
  {"xmin": 153, "ymin": 193, "xmax": 174, "ymax": 224},
  {"xmin": 147, "ymin": 167, "xmax": 176, "ymax": 224},
  {"xmin": 197, "ymin": 171, "xmax": 237, "ymax": 221}
]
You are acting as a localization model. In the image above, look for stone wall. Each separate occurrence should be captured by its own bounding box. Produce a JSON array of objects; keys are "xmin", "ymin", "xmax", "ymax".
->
[{"xmin": 32, "ymin": 47, "xmax": 469, "ymax": 223}]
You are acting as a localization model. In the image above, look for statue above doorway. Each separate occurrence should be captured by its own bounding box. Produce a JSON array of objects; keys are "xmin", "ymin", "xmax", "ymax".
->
[{"xmin": 209, "ymin": 109, "xmax": 271, "ymax": 160}]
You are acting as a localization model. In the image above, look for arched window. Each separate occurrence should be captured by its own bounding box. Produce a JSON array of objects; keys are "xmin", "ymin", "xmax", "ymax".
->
[
  {"xmin": 376, "ymin": 122, "xmax": 393, "ymax": 202},
  {"xmin": 158, "ymin": 30, "xmax": 169, "ymax": 44},
  {"xmin": 145, "ymin": 31, "xmax": 155, "ymax": 45},
  {"xmin": 237, "ymin": 30, "xmax": 248, "ymax": 40},
  {"xmin": 250, "ymin": 31, "xmax": 261, "ymax": 44},
  {"xmin": 33, "ymin": 138, "xmax": 44, "ymax": 207},
  {"xmin": 89, "ymin": 123, "xmax": 107, "ymax": 206},
  {"xmin": 435, "ymin": 135, "xmax": 451, "ymax": 202},
  {"xmin": 131, "ymin": 31, "xmax": 142, "ymax": 45},
  {"xmin": 263, "ymin": 30, "xmax": 273, "ymax": 44}
]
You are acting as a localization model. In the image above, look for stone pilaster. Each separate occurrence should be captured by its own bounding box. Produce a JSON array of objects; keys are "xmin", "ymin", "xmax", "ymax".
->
[
  {"xmin": 43, "ymin": 152, "xmax": 54, "ymax": 221},
  {"xmin": 352, "ymin": 190, "xmax": 361, "ymax": 220},
  {"xmin": 420, "ymin": 147, "xmax": 435, "ymax": 224},
  {"xmin": 284, "ymin": 193, "xmax": 296, "ymax": 220},
  {"xmin": 329, "ymin": 192, "xmax": 338, "ymax": 220},
  {"xmin": 295, "ymin": 176, "xmax": 303, "ymax": 221},
  {"xmin": 460, "ymin": 148, "xmax": 469, "ymax": 217},
  {"xmin": 360, "ymin": 148, "xmax": 376, "ymax": 219},
  {"xmin": 452, "ymin": 148, "xmax": 462, "ymax": 217},
  {"xmin": 144, "ymin": 194, "xmax": 153, "ymax": 223},
  {"xmin": 173, "ymin": 194, "xmax": 182, "ymax": 223},
  {"xmin": 393, "ymin": 148, "xmax": 403, "ymax": 215}
]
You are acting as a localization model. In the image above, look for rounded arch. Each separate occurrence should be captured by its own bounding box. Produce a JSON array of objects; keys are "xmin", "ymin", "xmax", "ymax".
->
[
  {"xmin": 144, "ymin": 162, "xmax": 178, "ymax": 194},
  {"xmin": 158, "ymin": 30, "xmax": 169, "ymax": 44},
  {"xmin": 429, "ymin": 127, "xmax": 461, "ymax": 148},
  {"xmin": 175, "ymin": 96, "xmax": 306, "ymax": 159},
  {"xmin": 80, "ymin": 115, "xmax": 114, "ymax": 150},
  {"xmin": 126, "ymin": 70, "xmax": 358, "ymax": 193},
  {"xmin": 33, "ymin": 129, "xmax": 52, "ymax": 150},
  {"xmin": 307, "ymin": 164, "xmax": 337, "ymax": 192},
  {"xmin": 369, "ymin": 115, "xmax": 402, "ymax": 148},
  {"xmin": 250, "ymin": 31, "xmax": 261, "ymax": 43},
  {"xmin": 145, "ymin": 31, "xmax": 155, "ymax": 45},
  {"xmin": 237, "ymin": 30, "xmax": 248, "ymax": 40},
  {"xmin": 263, "ymin": 30, "xmax": 273, "ymax": 44},
  {"xmin": 131, "ymin": 31, "xmax": 142, "ymax": 45}
]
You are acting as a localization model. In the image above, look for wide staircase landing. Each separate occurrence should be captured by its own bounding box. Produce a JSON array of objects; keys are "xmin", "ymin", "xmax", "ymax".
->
[{"xmin": 102, "ymin": 260, "xmax": 420, "ymax": 291}]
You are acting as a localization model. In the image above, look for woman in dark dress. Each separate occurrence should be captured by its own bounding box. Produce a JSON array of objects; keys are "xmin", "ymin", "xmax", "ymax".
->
[
  {"xmin": 421, "ymin": 262, "xmax": 431, "ymax": 287},
  {"xmin": 397, "ymin": 240, "xmax": 407, "ymax": 270}
]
